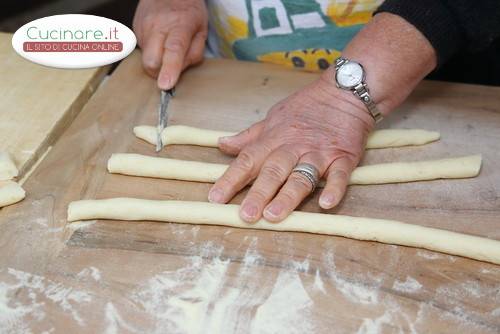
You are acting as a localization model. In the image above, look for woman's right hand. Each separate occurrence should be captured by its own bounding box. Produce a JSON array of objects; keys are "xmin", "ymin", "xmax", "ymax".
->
[{"xmin": 133, "ymin": 0, "xmax": 208, "ymax": 89}]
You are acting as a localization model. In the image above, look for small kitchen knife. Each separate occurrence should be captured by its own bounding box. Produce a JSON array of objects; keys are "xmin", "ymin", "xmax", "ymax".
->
[{"xmin": 156, "ymin": 87, "xmax": 175, "ymax": 152}]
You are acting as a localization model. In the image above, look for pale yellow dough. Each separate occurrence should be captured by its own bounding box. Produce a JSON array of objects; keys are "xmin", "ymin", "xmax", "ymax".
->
[
  {"xmin": 67, "ymin": 199, "xmax": 500, "ymax": 265},
  {"xmin": 0, "ymin": 181, "xmax": 25, "ymax": 208},
  {"xmin": 134, "ymin": 125, "xmax": 234, "ymax": 148},
  {"xmin": 133, "ymin": 125, "xmax": 440, "ymax": 149},
  {"xmin": 108, "ymin": 154, "xmax": 482, "ymax": 185},
  {"xmin": 0, "ymin": 152, "xmax": 19, "ymax": 181}
]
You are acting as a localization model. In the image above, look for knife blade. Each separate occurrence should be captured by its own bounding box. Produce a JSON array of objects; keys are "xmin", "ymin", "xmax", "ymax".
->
[{"xmin": 156, "ymin": 87, "xmax": 175, "ymax": 152}]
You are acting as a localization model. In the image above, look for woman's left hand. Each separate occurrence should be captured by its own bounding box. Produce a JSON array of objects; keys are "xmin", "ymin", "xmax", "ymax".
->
[{"xmin": 208, "ymin": 76, "xmax": 376, "ymax": 223}]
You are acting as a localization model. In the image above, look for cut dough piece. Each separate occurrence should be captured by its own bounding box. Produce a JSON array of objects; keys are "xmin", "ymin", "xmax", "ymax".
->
[
  {"xmin": 134, "ymin": 125, "xmax": 234, "ymax": 148},
  {"xmin": 108, "ymin": 154, "xmax": 227, "ymax": 183},
  {"xmin": 350, "ymin": 155, "xmax": 482, "ymax": 185},
  {"xmin": 134, "ymin": 125, "xmax": 440, "ymax": 149},
  {"xmin": 0, "ymin": 152, "xmax": 19, "ymax": 181},
  {"xmin": 0, "ymin": 181, "xmax": 25, "ymax": 208},
  {"xmin": 108, "ymin": 154, "xmax": 481, "ymax": 185},
  {"xmin": 365, "ymin": 129, "xmax": 440, "ymax": 149},
  {"xmin": 67, "ymin": 198, "xmax": 500, "ymax": 265}
]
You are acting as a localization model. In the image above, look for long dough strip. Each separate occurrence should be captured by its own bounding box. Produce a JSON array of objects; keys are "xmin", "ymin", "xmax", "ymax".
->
[
  {"xmin": 108, "ymin": 154, "xmax": 482, "ymax": 185},
  {"xmin": 0, "ymin": 181, "xmax": 25, "ymax": 208},
  {"xmin": 133, "ymin": 125, "xmax": 440, "ymax": 149},
  {"xmin": 134, "ymin": 125, "xmax": 234, "ymax": 148},
  {"xmin": 67, "ymin": 198, "xmax": 500, "ymax": 265},
  {"xmin": 0, "ymin": 152, "xmax": 19, "ymax": 181}
]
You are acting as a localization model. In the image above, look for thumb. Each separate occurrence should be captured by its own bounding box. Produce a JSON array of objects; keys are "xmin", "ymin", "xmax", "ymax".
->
[{"xmin": 218, "ymin": 121, "xmax": 265, "ymax": 155}]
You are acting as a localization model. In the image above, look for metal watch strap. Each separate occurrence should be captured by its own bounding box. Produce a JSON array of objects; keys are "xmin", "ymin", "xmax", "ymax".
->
[
  {"xmin": 334, "ymin": 57, "xmax": 383, "ymax": 123},
  {"xmin": 352, "ymin": 83, "xmax": 383, "ymax": 123},
  {"xmin": 334, "ymin": 57, "xmax": 347, "ymax": 69}
]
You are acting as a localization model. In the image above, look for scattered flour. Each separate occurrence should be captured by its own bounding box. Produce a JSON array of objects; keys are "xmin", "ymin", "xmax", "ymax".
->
[
  {"xmin": 68, "ymin": 220, "xmax": 97, "ymax": 230},
  {"xmin": 479, "ymin": 267, "xmax": 500, "ymax": 275},
  {"xmin": 322, "ymin": 250, "xmax": 379, "ymax": 305},
  {"xmin": 131, "ymin": 243, "xmax": 231, "ymax": 334},
  {"xmin": 313, "ymin": 269, "xmax": 326, "ymax": 294},
  {"xmin": 241, "ymin": 237, "xmax": 265, "ymax": 268},
  {"xmin": 356, "ymin": 311, "xmax": 392, "ymax": 334},
  {"xmin": 104, "ymin": 302, "xmax": 139, "ymax": 334},
  {"xmin": 76, "ymin": 267, "xmax": 102, "ymax": 282},
  {"xmin": 131, "ymin": 240, "xmax": 319, "ymax": 334},
  {"xmin": 392, "ymin": 277, "xmax": 422, "ymax": 293},
  {"xmin": 287, "ymin": 257, "xmax": 310, "ymax": 273},
  {"xmin": 0, "ymin": 268, "xmax": 92, "ymax": 332},
  {"xmin": 34, "ymin": 217, "xmax": 48, "ymax": 227},
  {"xmin": 356, "ymin": 299, "xmax": 418, "ymax": 334},
  {"xmin": 433, "ymin": 279, "xmax": 500, "ymax": 332},
  {"xmin": 251, "ymin": 270, "xmax": 315, "ymax": 334},
  {"xmin": 416, "ymin": 250, "xmax": 442, "ymax": 260},
  {"xmin": 0, "ymin": 280, "xmax": 42, "ymax": 334}
]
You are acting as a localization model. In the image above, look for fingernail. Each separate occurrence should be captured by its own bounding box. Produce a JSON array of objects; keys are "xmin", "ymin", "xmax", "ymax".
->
[
  {"xmin": 158, "ymin": 75, "xmax": 171, "ymax": 90},
  {"xmin": 320, "ymin": 194, "xmax": 335, "ymax": 208},
  {"xmin": 208, "ymin": 188, "xmax": 224, "ymax": 203},
  {"xmin": 265, "ymin": 203, "xmax": 283, "ymax": 219},
  {"xmin": 241, "ymin": 203, "xmax": 258, "ymax": 221}
]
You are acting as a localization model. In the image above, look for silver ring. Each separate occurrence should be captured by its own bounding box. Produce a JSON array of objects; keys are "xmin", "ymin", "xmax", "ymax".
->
[{"xmin": 291, "ymin": 163, "xmax": 320, "ymax": 193}]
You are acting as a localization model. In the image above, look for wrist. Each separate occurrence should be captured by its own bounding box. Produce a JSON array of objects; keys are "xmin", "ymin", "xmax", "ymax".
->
[
  {"xmin": 331, "ymin": 13, "xmax": 436, "ymax": 117},
  {"xmin": 315, "ymin": 74, "xmax": 376, "ymax": 130}
]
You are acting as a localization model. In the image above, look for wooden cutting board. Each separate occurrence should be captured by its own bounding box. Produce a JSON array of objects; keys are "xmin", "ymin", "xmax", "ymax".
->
[
  {"xmin": 0, "ymin": 32, "xmax": 108, "ymax": 178},
  {"xmin": 0, "ymin": 51, "xmax": 498, "ymax": 333}
]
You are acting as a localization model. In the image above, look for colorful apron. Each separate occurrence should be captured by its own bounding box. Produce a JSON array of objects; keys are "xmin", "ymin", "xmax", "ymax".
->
[{"xmin": 207, "ymin": 0, "xmax": 383, "ymax": 71}]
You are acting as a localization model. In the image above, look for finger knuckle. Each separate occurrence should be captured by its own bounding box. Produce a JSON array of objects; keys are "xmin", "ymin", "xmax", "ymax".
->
[
  {"xmin": 278, "ymin": 190, "xmax": 297, "ymax": 205},
  {"xmin": 330, "ymin": 168, "xmax": 349, "ymax": 179},
  {"xmin": 143, "ymin": 58, "xmax": 160, "ymax": 71},
  {"xmin": 142, "ymin": 15, "xmax": 156, "ymax": 26},
  {"xmin": 216, "ymin": 173, "xmax": 240, "ymax": 191},
  {"xmin": 165, "ymin": 38, "xmax": 187, "ymax": 53},
  {"xmin": 188, "ymin": 50, "xmax": 204, "ymax": 64},
  {"xmin": 214, "ymin": 175, "xmax": 230, "ymax": 187},
  {"xmin": 236, "ymin": 150, "xmax": 255, "ymax": 171},
  {"xmin": 292, "ymin": 173, "xmax": 314, "ymax": 190},
  {"xmin": 198, "ymin": 30, "xmax": 208, "ymax": 40},
  {"xmin": 191, "ymin": 54, "xmax": 204, "ymax": 64},
  {"xmin": 261, "ymin": 163, "xmax": 286, "ymax": 181},
  {"xmin": 247, "ymin": 188, "xmax": 268, "ymax": 203}
]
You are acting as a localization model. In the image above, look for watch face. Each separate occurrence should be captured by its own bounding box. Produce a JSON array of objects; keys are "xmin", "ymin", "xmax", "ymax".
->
[{"xmin": 337, "ymin": 61, "xmax": 364, "ymax": 88}]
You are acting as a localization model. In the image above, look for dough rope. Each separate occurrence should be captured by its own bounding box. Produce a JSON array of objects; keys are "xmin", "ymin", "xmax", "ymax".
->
[
  {"xmin": 0, "ymin": 181, "xmax": 25, "ymax": 208},
  {"xmin": 134, "ymin": 125, "xmax": 440, "ymax": 149},
  {"xmin": 67, "ymin": 198, "xmax": 500, "ymax": 265},
  {"xmin": 108, "ymin": 154, "xmax": 482, "ymax": 185},
  {"xmin": 0, "ymin": 152, "xmax": 19, "ymax": 181}
]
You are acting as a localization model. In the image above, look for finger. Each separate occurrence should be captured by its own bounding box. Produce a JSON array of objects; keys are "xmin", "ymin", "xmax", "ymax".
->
[
  {"xmin": 264, "ymin": 153, "xmax": 330, "ymax": 222},
  {"xmin": 141, "ymin": 32, "xmax": 167, "ymax": 78},
  {"xmin": 239, "ymin": 147, "xmax": 299, "ymax": 222},
  {"xmin": 219, "ymin": 121, "xmax": 265, "ymax": 156},
  {"xmin": 158, "ymin": 26, "xmax": 195, "ymax": 89},
  {"xmin": 208, "ymin": 143, "xmax": 272, "ymax": 204},
  {"xmin": 183, "ymin": 30, "xmax": 207, "ymax": 69},
  {"xmin": 319, "ymin": 156, "xmax": 356, "ymax": 209}
]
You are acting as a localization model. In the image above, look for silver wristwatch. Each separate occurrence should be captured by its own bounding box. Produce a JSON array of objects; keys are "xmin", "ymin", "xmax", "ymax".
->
[{"xmin": 334, "ymin": 57, "xmax": 382, "ymax": 123}]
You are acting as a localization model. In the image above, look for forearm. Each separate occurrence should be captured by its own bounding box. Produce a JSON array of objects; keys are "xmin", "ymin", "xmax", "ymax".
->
[
  {"xmin": 321, "ymin": 13, "xmax": 437, "ymax": 117},
  {"xmin": 377, "ymin": 0, "xmax": 500, "ymax": 65}
]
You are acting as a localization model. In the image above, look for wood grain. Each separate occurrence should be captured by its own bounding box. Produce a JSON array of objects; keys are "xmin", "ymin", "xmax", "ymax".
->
[
  {"xmin": 0, "ymin": 32, "xmax": 108, "ymax": 178},
  {"xmin": 0, "ymin": 51, "xmax": 498, "ymax": 333}
]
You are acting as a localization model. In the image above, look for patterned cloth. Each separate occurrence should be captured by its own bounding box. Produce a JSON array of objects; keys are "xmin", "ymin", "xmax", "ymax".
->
[{"xmin": 206, "ymin": 0, "xmax": 383, "ymax": 71}]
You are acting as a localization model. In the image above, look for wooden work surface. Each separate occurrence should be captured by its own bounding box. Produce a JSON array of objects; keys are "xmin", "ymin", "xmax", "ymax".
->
[
  {"xmin": 0, "ymin": 51, "xmax": 499, "ymax": 333},
  {"xmin": 0, "ymin": 32, "xmax": 108, "ymax": 178}
]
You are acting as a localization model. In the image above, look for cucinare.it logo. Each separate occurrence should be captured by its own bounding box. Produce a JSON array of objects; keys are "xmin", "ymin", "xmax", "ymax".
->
[{"xmin": 12, "ymin": 14, "xmax": 136, "ymax": 68}]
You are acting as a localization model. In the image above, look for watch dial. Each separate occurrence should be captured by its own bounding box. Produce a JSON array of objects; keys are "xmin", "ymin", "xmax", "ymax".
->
[{"xmin": 337, "ymin": 62, "xmax": 363, "ymax": 88}]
